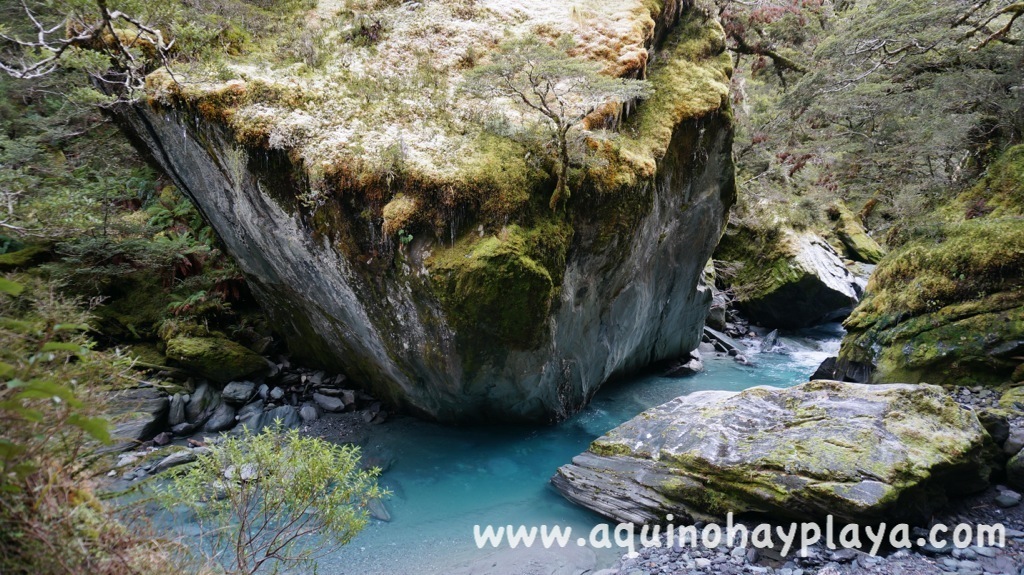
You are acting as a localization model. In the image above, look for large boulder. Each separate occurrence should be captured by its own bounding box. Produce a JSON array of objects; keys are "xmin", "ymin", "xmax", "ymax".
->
[
  {"xmin": 111, "ymin": 2, "xmax": 736, "ymax": 422},
  {"xmin": 716, "ymin": 227, "xmax": 860, "ymax": 329},
  {"xmin": 552, "ymin": 381, "xmax": 992, "ymax": 525},
  {"xmin": 165, "ymin": 336, "xmax": 270, "ymax": 383}
]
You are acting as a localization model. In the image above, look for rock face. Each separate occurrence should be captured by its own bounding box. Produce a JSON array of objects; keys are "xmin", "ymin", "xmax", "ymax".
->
[
  {"xmin": 716, "ymin": 227, "xmax": 860, "ymax": 329},
  {"xmin": 113, "ymin": 4, "xmax": 735, "ymax": 422},
  {"xmin": 836, "ymin": 146, "xmax": 1024, "ymax": 386},
  {"xmin": 552, "ymin": 381, "xmax": 992, "ymax": 525}
]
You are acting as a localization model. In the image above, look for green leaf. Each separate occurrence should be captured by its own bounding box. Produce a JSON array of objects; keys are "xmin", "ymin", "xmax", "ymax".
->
[
  {"xmin": 40, "ymin": 342, "xmax": 88, "ymax": 354},
  {"xmin": 0, "ymin": 277, "xmax": 24, "ymax": 296},
  {"xmin": 53, "ymin": 323, "xmax": 90, "ymax": 333},
  {"xmin": 0, "ymin": 361, "xmax": 14, "ymax": 379},
  {"xmin": 12, "ymin": 379, "xmax": 81, "ymax": 406},
  {"xmin": 69, "ymin": 414, "xmax": 111, "ymax": 444}
]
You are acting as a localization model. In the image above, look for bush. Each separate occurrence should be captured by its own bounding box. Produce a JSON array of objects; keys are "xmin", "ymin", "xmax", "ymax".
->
[
  {"xmin": 0, "ymin": 276, "xmax": 177, "ymax": 574},
  {"xmin": 159, "ymin": 425, "xmax": 386, "ymax": 575}
]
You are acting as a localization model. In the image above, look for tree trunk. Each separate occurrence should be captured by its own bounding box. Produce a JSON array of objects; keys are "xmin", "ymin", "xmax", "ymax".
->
[{"xmin": 549, "ymin": 132, "xmax": 571, "ymax": 211}]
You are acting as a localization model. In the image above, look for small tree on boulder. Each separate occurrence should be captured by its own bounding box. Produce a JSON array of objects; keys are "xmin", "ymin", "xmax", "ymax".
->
[{"xmin": 464, "ymin": 34, "xmax": 650, "ymax": 210}]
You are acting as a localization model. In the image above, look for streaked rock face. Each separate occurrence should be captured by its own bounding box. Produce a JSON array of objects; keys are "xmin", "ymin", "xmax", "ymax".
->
[{"xmin": 553, "ymin": 381, "xmax": 992, "ymax": 524}]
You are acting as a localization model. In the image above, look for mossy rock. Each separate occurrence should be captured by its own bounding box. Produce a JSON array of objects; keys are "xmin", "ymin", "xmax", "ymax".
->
[
  {"xmin": 428, "ymin": 224, "xmax": 569, "ymax": 350},
  {"xmin": 165, "ymin": 336, "xmax": 269, "ymax": 383},
  {"xmin": 553, "ymin": 381, "xmax": 993, "ymax": 525},
  {"xmin": 93, "ymin": 272, "xmax": 173, "ymax": 341},
  {"xmin": 828, "ymin": 202, "xmax": 885, "ymax": 264},
  {"xmin": 839, "ymin": 217, "xmax": 1024, "ymax": 385},
  {"xmin": 715, "ymin": 226, "xmax": 858, "ymax": 328},
  {"xmin": 0, "ymin": 243, "xmax": 51, "ymax": 271}
]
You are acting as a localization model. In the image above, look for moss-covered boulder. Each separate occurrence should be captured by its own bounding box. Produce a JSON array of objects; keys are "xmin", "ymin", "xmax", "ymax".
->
[
  {"xmin": 716, "ymin": 226, "xmax": 860, "ymax": 328},
  {"xmin": 165, "ymin": 336, "xmax": 269, "ymax": 383},
  {"xmin": 112, "ymin": 1, "xmax": 736, "ymax": 422},
  {"xmin": 837, "ymin": 146, "xmax": 1024, "ymax": 386},
  {"xmin": 828, "ymin": 203, "xmax": 885, "ymax": 264},
  {"xmin": 552, "ymin": 381, "xmax": 992, "ymax": 525}
]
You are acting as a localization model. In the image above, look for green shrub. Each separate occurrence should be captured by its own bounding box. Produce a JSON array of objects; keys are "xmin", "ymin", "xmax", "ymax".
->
[{"xmin": 159, "ymin": 425, "xmax": 386, "ymax": 575}]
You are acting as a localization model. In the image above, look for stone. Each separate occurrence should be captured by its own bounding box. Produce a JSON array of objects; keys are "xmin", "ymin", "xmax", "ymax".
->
[
  {"xmin": 171, "ymin": 422, "xmax": 197, "ymax": 436},
  {"xmin": 313, "ymin": 392, "xmax": 345, "ymax": 413},
  {"xmin": 103, "ymin": 387, "xmax": 169, "ymax": 452},
  {"xmin": 239, "ymin": 405, "xmax": 301, "ymax": 432},
  {"xmin": 367, "ymin": 498, "xmax": 391, "ymax": 521},
  {"xmin": 978, "ymin": 410, "xmax": 1009, "ymax": 445},
  {"xmin": 257, "ymin": 383, "xmax": 269, "ymax": 400},
  {"xmin": 552, "ymin": 381, "xmax": 991, "ymax": 525},
  {"xmin": 663, "ymin": 354, "xmax": 704, "ymax": 377},
  {"xmin": 1004, "ymin": 428, "xmax": 1024, "ymax": 455},
  {"xmin": 716, "ymin": 229, "xmax": 860, "ymax": 329},
  {"xmin": 185, "ymin": 382, "xmax": 220, "ymax": 423},
  {"xmin": 204, "ymin": 402, "xmax": 237, "ymax": 432},
  {"xmin": 165, "ymin": 336, "xmax": 270, "ymax": 383},
  {"xmin": 300, "ymin": 404, "xmax": 319, "ymax": 422},
  {"xmin": 269, "ymin": 387, "xmax": 285, "ymax": 401},
  {"xmin": 152, "ymin": 431, "xmax": 173, "ymax": 446},
  {"xmin": 152, "ymin": 447, "xmax": 209, "ymax": 474},
  {"xmin": 168, "ymin": 393, "xmax": 186, "ymax": 426},
  {"xmin": 703, "ymin": 327, "xmax": 746, "ymax": 355},
  {"xmin": 221, "ymin": 381, "xmax": 256, "ymax": 405},
  {"xmin": 828, "ymin": 203, "xmax": 885, "ymax": 264}
]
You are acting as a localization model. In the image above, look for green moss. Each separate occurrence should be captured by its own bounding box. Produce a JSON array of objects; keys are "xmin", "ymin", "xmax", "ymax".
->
[
  {"xmin": 611, "ymin": 12, "xmax": 731, "ymax": 186},
  {"xmin": 590, "ymin": 440, "xmax": 634, "ymax": 458},
  {"xmin": 93, "ymin": 272, "xmax": 173, "ymax": 341},
  {"xmin": 164, "ymin": 336, "xmax": 269, "ymax": 383},
  {"xmin": 0, "ymin": 243, "xmax": 51, "ymax": 271},
  {"xmin": 949, "ymin": 144, "xmax": 1024, "ymax": 220},
  {"xmin": 427, "ymin": 225, "xmax": 557, "ymax": 350}
]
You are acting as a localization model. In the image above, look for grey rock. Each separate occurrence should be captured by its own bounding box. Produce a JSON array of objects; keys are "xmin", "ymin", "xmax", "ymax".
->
[
  {"xmin": 1004, "ymin": 428, "xmax": 1024, "ymax": 455},
  {"xmin": 257, "ymin": 383, "xmax": 269, "ymax": 400},
  {"xmin": 153, "ymin": 447, "xmax": 209, "ymax": 474},
  {"xmin": 552, "ymin": 381, "xmax": 990, "ymax": 525},
  {"xmin": 152, "ymin": 431, "xmax": 173, "ymax": 446},
  {"xmin": 171, "ymin": 422, "xmax": 197, "ymax": 435},
  {"xmin": 204, "ymin": 403, "xmax": 237, "ymax": 432},
  {"xmin": 978, "ymin": 410, "xmax": 1009, "ymax": 445},
  {"xmin": 300, "ymin": 404, "xmax": 319, "ymax": 422},
  {"xmin": 186, "ymin": 383, "xmax": 220, "ymax": 423},
  {"xmin": 103, "ymin": 387, "xmax": 170, "ymax": 452},
  {"xmin": 222, "ymin": 381, "xmax": 256, "ymax": 405},
  {"xmin": 995, "ymin": 493, "xmax": 1021, "ymax": 508},
  {"xmin": 240, "ymin": 405, "xmax": 302, "ymax": 432},
  {"xmin": 113, "ymin": 98, "xmax": 733, "ymax": 423},
  {"xmin": 367, "ymin": 498, "xmax": 391, "ymax": 521},
  {"xmin": 269, "ymin": 387, "xmax": 285, "ymax": 401},
  {"xmin": 313, "ymin": 392, "xmax": 345, "ymax": 413},
  {"xmin": 168, "ymin": 393, "xmax": 186, "ymax": 426}
]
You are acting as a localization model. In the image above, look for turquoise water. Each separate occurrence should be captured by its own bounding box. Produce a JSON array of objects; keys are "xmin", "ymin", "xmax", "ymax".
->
[{"xmin": 320, "ymin": 324, "xmax": 843, "ymax": 574}]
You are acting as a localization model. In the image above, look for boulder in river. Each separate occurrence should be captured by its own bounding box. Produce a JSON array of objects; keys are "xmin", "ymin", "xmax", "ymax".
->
[
  {"xmin": 552, "ymin": 381, "xmax": 993, "ymax": 525},
  {"xmin": 716, "ymin": 227, "xmax": 860, "ymax": 329}
]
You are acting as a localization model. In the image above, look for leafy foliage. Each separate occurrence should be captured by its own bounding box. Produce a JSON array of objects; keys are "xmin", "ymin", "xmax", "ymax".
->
[
  {"xmin": 0, "ymin": 276, "xmax": 176, "ymax": 574},
  {"xmin": 160, "ymin": 426, "xmax": 386, "ymax": 575}
]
